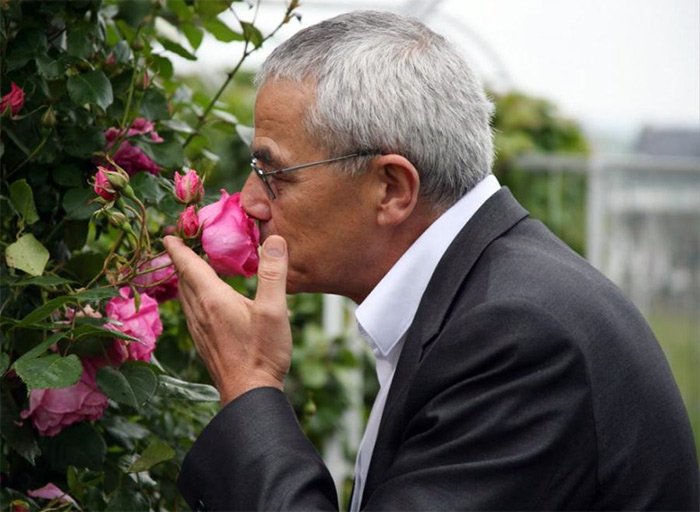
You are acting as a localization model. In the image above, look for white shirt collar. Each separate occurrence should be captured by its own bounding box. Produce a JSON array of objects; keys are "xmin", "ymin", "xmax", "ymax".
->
[{"xmin": 355, "ymin": 174, "xmax": 501, "ymax": 360}]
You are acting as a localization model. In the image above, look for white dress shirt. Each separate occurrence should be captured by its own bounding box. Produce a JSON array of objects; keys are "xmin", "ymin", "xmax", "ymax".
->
[{"xmin": 349, "ymin": 174, "xmax": 501, "ymax": 510}]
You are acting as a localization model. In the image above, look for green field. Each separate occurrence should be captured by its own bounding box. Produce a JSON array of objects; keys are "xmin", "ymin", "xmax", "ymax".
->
[{"xmin": 650, "ymin": 311, "xmax": 700, "ymax": 458}]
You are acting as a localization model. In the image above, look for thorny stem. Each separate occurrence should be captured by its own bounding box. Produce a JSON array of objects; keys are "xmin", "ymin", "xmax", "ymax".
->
[{"xmin": 85, "ymin": 231, "xmax": 126, "ymax": 289}]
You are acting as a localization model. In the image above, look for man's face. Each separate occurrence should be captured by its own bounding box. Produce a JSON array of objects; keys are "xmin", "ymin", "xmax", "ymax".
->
[{"xmin": 240, "ymin": 80, "xmax": 379, "ymax": 300}]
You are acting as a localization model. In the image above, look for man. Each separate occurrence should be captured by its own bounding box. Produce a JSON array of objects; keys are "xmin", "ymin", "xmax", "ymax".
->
[{"xmin": 165, "ymin": 10, "xmax": 698, "ymax": 511}]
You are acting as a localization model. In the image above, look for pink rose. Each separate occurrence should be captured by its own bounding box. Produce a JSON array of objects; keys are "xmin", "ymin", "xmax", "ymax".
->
[
  {"xmin": 198, "ymin": 191, "xmax": 260, "ymax": 277},
  {"xmin": 111, "ymin": 140, "xmax": 161, "ymax": 176},
  {"xmin": 178, "ymin": 205, "xmax": 200, "ymax": 238},
  {"xmin": 27, "ymin": 483, "xmax": 76, "ymax": 506},
  {"xmin": 103, "ymin": 117, "xmax": 162, "ymax": 175},
  {"xmin": 174, "ymin": 169, "xmax": 204, "ymax": 204},
  {"xmin": 20, "ymin": 361, "xmax": 108, "ymax": 437},
  {"xmin": 125, "ymin": 117, "xmax": 162, "ymax": 141},
  {"xmin": 132, "ymin": 254, "xmax": 178, "ymax": 302},
  {"xmin": 105, "ymin": 287, "xmax": 163, "ymax": 362},
  {"xmin": 93, "ymin": 166, "xmax": 118, "ymax": 200},
  {"xmin": 1, "ymin": 82, "xmax": 25, "ymax": 116}
]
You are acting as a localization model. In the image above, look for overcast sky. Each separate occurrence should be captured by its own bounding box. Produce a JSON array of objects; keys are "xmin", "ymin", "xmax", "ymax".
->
[{"xmin": 176, "ymin": 0, "xmax": 699, "ymax": 136}]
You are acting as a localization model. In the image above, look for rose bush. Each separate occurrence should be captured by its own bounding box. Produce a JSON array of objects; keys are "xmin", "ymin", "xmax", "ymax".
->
[{"xmin": 1, "ymin": 1, "xmax": 301, "ymax": 509}]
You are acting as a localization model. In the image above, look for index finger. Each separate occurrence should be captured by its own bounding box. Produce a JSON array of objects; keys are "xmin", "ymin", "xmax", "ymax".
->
[{"xmin": 163, "ymin": 235, "xmax": 219, "ymax": 292}]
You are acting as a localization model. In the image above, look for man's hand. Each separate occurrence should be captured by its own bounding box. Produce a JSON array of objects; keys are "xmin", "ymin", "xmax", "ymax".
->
[{"xmin": 164, "ymin": 235, "xmax": 292, "ymax": 406}]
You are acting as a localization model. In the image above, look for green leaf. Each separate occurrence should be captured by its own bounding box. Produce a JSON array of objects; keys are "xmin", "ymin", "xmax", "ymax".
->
[
  {"xmin": 6, "ymin": 27, "xmax": 47, "ymax": 71},
  {"xmin": 150, "ymin": 55, "xmax": 174, "ymax": 80},
  {"xmin": 73, "ymin": 287, "xmax": 121, "ymax": 302},
  {"xmin": 0, "ymin": 353, "xmax": 9, "ymax": 375},
  {"xmin": 16, "ymin": 288, "xmax": 120, "ymax": 328},
  {"xmin": 157, "ymin": 375, "xmax": 219, "ymax": 402},
  {"xmin": 181, "ymin": 22, "xmax": 204, "ymax": 49},
  {"xmin": 43, "ymin": 423, "xmax": 106, "ymax": 471},
  {"xmin": 71, "ymin": 323, "xmax": 136, "ymax": 342},
  {"xmin": 130, "ymin": 172, "xmax": 166, "ymax": 203},
  {"xmin": 128, "ymin": 438, "xmax": 175, "ymax": 473},
  {"xmin": 5, "ymin": 234, "xmax": 50, "ymax": 276},
  {"xmin": 62, "ymin": 124, "xmax": 106, "ymax": 158},
  {"xmin": 157, "ymin": 37, "xmax": 197, "ymax": 60},
  {"xmin": 167, "ymin": 0, "xmax": 193, "ymax": 20},
  {"xmin": 16, "ymin": 297, "xmax": 75, "ymax": 327},
  {"xmin": 106, "ymin": 485, "xmax": 149, "ymax": 511},
  {"xmin": 15, "ymin": 275, "xmax": 75, "ymax": 287},
  {"xmin": 113, "ymin": 40, "xmax": 132, "ymax": 63},
  {"xmin": 1, "ymin": 390, "xmax": 41, "ymax": 464},
  {"xmin": 195, "ymin": 0, "xmax": 232, "ymax": 16},
  {"xmin": 236, "ymin": 124, "xmax": 254, "ymax": 147},
  {"xmin": 97, "ymin": 366, "xmax": 139, "ymax": 408},
  {"xmin": 9, "ymin": 179, "xmax": 40, "ymax": 225},
  {"xmin": 159, "ymin": 119, "xmax": 194, "ymax": 134},
  {"xmin": 139, "ymin": 138, "xmax": 184, "ymax": 168},
  {"xmin": 203, "ymin": 18, "xmax": 243, "ymax": 42},
  {"xmin": 35, "ymin": 55, "xmax": 68, "ymax": 79},
  {"xmin": 300, "ymin": 359, "xmax": 328, "ymax": 389},
  {"xmin": 211, "ymin": 108, "xmax": 238, "ymax": 125},
  {"xmin": 64, "ymin": 251, "xmax": 105, "ymax": 283},
  {"xmin": 53, "ymin": 164, "xmax": 85, "ymax": 187},
  {"xmin": 241, "ymin": 21, "xmax": 263, "ymax": 48},
  {"xmin": 67, "ymin": 21, "xmax": 96, "ymax": 59},
  {"xmin": 122, "ymin": 363, "xmax": 158, "ymax": 406},
  {"xmin": 63, "ymin": 187, "xmax": 100, "ymax": 220},
  {"xmin": 14, "ymin": 353, "xmax": 83, "ymax": 390},
  {"xmin": 12, "ymin": 331, "xmax": 67, "ymax": 368},
  {"xmin": 139, "ymin": 88, "xmax": 169, "ymax": 120},
  {"xmin": 67, "ymin": 70, "xmax": 114, "ymax": 110}
]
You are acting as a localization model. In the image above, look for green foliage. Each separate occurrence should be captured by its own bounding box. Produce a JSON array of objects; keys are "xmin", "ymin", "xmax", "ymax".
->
[
  {"xmin": 491, "ymin": 91, "xmax": 590, "ymax": 254},
  {"xmin": 1, "ymin": 0, "xmax": 301, "ymax": 509}
]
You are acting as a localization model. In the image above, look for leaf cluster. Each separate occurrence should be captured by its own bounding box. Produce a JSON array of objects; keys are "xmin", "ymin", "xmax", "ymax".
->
[{"xmin": 0, "ymin": 0, "xmax": 303, "ymax": 509}]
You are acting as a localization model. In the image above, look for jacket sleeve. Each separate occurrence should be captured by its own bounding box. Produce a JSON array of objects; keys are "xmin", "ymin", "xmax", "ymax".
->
[{"xmin": 177, "ymin": 387, "xmax": 338, "ymax": 511}]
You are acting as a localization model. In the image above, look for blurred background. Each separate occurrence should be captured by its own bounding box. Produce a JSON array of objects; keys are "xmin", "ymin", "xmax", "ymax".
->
[{"xmin": 168, "ymin": 0, "xmax": 699, "ymax": 502}]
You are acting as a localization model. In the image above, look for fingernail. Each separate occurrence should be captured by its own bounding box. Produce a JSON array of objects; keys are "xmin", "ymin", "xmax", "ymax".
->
[{"xmin": 264, "ymin": 237, "xmax": 285, "ymax": 258}]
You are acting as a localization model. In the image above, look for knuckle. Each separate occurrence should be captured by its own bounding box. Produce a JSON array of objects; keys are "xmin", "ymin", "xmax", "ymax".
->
[{"xmin": 257, "ymin": 263, "xmax": 285, "ymax": 283}]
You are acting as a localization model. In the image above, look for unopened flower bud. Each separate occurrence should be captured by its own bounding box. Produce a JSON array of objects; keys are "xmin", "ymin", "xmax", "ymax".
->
[
  {"xmin": 94, "ymin": 167, "xmax": 117, "ymax": 201},
  {"xmin": 105, "ymin": 210, "xmax": 128, "ymax": 228},
  {"xmin": 174, "ymin": 169, "xmax": 204, "ymax": 204},
  {"xmin": 177, "ymin": 205, "xmax": 200, "ymax": 238},
  {"xmin": 41, "ymin": 106, "xmax": 57, "ymax": 127},
  {"xmin": 103, "ymin": 166, "xmax": 130, "ymax": 191}
]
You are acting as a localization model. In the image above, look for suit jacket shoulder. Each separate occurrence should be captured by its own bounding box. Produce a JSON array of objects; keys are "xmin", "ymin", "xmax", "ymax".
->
[{"xmin": 361, "ymin": 188, "xmax": 699, "ymax": 510}]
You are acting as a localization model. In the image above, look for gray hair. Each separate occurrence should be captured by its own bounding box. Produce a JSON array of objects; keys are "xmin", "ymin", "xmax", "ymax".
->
[{"xmin": 255, "ymin": 10, "xmax": 494, "ymax": 207}]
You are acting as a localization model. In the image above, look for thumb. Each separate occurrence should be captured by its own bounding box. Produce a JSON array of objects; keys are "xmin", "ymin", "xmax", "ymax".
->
[{"xmin": 255, "ymin": 235, "xmax": 288, "ymax": 308}]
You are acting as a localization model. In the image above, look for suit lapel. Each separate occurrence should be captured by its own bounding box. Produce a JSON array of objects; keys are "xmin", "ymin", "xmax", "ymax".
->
[{"xmin": 360, "ymin": 188, "xmax": 528, "ymax": 506}]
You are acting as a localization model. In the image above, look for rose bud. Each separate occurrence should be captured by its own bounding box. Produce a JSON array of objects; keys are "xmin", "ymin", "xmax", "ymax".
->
[
  {"xmin": 104, "ymin": 210, "xmax": 128, "ymax": 228},
  {"xmin": 178, "ymin": 205, "xmax": 200, "ymax": 238},
  {"xmin": 198, "ymin": 190, "xmax": 260, "ymax": 277},
  {"xmin": 103, "ymin": 166, "xmax": 130, "ymax": 191},
  {"xmin": 0, "ymin": 82, "xmax": 25, "ymax": 117},
  {"xmin": 174, "ymin": 169, "xmax": 204, "ymax": 204},
  {"xmin": 94, "ymin": 166, "xmax": 117, "ymax": 201}
]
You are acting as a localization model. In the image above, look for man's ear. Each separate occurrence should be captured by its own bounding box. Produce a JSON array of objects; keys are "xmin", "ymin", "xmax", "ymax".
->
[{"xmin": 372, "ymin": 154, "xmax": 421, "ymax": 226}]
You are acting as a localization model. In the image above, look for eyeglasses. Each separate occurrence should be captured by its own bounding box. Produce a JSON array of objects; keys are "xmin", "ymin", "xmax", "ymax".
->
[{"xmin": 250, "ymin": 151, "xmax": 377, "ymax": 199}]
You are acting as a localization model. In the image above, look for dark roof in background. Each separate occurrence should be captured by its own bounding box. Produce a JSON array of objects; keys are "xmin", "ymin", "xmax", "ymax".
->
[{"xmin": 635, "ymin": 127, "xmax": 700, "ymax": 158}]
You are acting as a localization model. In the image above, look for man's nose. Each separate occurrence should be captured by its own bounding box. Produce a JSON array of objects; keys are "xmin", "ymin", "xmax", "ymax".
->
[{"xmin": 240, "ymin": 172, "xmax": 272, "ymax": 221}]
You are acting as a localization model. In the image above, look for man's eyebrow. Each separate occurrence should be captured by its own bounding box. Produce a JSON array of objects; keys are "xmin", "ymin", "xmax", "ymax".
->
[{"xmin": 251, "ymin": 147, "xmax": 282, "ymax": 169}]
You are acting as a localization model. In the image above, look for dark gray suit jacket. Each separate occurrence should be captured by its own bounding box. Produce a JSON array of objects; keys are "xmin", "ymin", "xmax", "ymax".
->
[{"xmin": 178, "ymin": 188, "xmax": 699, "ymax": 511}]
